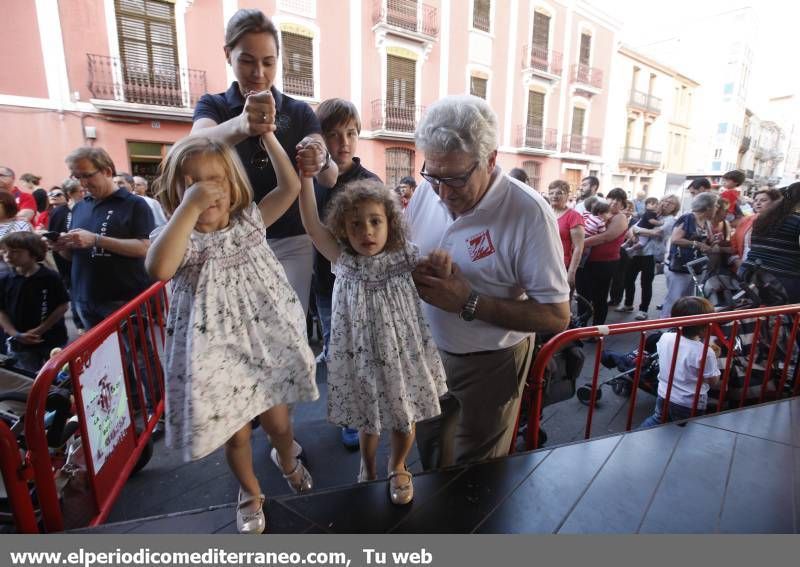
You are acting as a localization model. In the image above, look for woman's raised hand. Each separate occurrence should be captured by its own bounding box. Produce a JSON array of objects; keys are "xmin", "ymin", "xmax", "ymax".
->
[{"xmin": 240, "ymin": 90, "xmax": 276, "ymax": 137}]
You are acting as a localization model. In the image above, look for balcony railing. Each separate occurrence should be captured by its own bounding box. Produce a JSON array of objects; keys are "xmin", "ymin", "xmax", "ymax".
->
[
  {"xmin": 371, "ymin": 99, "xmax": 423, "ymax": 133},
  {"xmin": 515, "ymin": 125, "xmax": 558, "ymax": 151},
  {"xmin": 87, "ymin": 54, "xmax": 206, "ymax": 108},
  {"xmin": 522, "ymin": 45, "xmax": 563, "ymax": 76},
  {"xmin": 619, "ymin": 146, "xmax": 662, "ymax": 168},
  {"xmin": 571, "ymin": 63, "xmax": 603, "ymax": 89},
  {"xmin": 372, "ymin": 0, "xmax": 439, "ymax": 37},
  {"xmin": 562, "ymin": 134, "xmax": 601, "ymax": 155},
  {"xmin": 628, "ymin": 89, "xmax": 662, "ymax": 114}
]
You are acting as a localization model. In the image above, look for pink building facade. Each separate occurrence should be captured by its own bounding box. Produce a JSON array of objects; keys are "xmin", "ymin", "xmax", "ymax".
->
[{"xmin": 0, "ymin": 0, "xmax": 618, "ymax": 195}]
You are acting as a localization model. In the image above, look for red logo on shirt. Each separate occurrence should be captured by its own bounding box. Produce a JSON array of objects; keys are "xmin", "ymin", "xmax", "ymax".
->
[{"xmin": 466, "ymin": 230, "xmax": 496, "ymax": 262}]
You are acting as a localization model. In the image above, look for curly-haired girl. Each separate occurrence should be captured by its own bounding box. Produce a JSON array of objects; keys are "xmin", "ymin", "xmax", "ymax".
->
[{"xmin": 298, "ymin": 175, "xmax": 447, "ymax": 506}]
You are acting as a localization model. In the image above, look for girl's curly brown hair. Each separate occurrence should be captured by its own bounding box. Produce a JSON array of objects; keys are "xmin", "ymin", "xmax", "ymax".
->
[{"xmin": 324, "ymin": 179, "xmax": 407, "ymax": 255}]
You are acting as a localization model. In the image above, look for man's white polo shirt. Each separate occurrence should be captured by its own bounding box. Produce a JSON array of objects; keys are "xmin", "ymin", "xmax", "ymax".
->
[{"xmin": 406, "ymin": 167, "xmax": 569, "ymax": 353}]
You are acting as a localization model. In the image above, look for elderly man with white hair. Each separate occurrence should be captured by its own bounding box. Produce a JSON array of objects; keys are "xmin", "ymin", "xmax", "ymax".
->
[
  {"xmin": 132, "ymin": 175, "xmax": 167, "ymax": 227},
  {"xmin": 408, "ymin": 95, "xmax": 570, "ymax": 469}
]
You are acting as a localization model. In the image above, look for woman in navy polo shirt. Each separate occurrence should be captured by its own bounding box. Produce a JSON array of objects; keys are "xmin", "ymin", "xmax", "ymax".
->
[{"xmin": 192, "ymin": 9, "xmax": 338, "ymax": 315}]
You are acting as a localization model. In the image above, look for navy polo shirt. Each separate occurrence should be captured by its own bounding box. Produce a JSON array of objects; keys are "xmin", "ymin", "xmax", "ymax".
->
[
  {"xmin": 193, "ymin": 82, "xmax": 322, "ymax": 239},
  {"xmin": 69, "ymin": 189, "xmax": 155, "ymax": 303},
  {"xmin": 312, "ymin": 158, "xmax": 382, "ymax": 298},
  {"xmin": 0, "ymin": 265, "xmax": 69, "ymax": 351}
]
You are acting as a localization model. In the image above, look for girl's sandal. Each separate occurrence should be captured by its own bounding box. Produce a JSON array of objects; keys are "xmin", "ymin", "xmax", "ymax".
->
[
  {"xmin": 282, "ymin": 458, "xmax": 313, "ymax": 494},
  {"xmin": 388, "ymin": 469, "xmax": 414, "ymax": 505},
  {"xmin": 236, "ymin": 489, "xmax": 266, "ymax": 534}
]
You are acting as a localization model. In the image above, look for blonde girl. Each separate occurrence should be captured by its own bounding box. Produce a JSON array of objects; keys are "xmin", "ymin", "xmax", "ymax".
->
[
  {"xmin": 298, "ymin": 175, "xmax": 447, "ymax": 506},
  {"xmin": 146, "ymin": 125, "xmax": 318, "ymax": 534}
]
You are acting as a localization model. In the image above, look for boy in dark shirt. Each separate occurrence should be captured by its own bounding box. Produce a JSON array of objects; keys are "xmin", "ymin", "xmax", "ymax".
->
[
  {"xmin": 0, "ymin": 232, "xmax": 69, "ymax": 373},
  {"xmin": 624, "ymin": 197, "xmax": 663, "ymax": 252}
]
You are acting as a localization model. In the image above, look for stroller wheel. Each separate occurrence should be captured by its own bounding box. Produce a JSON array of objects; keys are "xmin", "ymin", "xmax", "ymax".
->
[
  {"xmin": 577, "ymin": 385, "xmax": 601, "ymax": 406},
  {"xmin": 132, "ymin": 438, "xmax": 154, "ymax": 475},
  {"xmin": 611, "ymin": 379, "xmax": 632, "ymax": 398}
]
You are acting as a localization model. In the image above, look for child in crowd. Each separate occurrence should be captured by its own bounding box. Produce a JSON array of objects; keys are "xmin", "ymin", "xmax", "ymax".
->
[
  {"xmin": 719, "ymin": 169, "xmax": 746, "ymax": 224},
  {"xmin": 624, "ymin": 197, "xmax": 663, "ymax": 252},
  {"xmin": 0, "ymin": 231, "xmax": 68, "ymax": 373},
  {"xmin": 579, "ymin": 197, "xmax": 612, "ymax": 266},
  {"xmin": 298, "ymin": 175, "xmax": 447, "ymax": 507},
  {"xmin": 145, "ymin": 128, "xmax": 318, "ymax": 534},
  {"xmin": 640, "ymin": 297, "xmax": 721, "ymax": 427}
]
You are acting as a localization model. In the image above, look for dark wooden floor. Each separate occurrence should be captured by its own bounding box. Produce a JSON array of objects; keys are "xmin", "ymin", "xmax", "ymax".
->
[{"xmin": 79, "ymin": 396, "xmax": 800, "ymax": 534}]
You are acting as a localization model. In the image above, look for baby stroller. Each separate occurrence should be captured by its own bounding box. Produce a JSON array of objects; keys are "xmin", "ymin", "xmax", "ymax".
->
[
  {"xmin": 576, "ymin": 331, "xmax": 662, "ymax": 405},
  {"xmin": 516, "ymin": 293, "xmax": 592, "ymax": 448}
]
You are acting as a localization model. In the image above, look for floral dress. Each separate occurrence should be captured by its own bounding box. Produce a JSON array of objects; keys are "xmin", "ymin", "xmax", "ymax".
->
[
  {"xmin": 327, "ymin": 242, "xmax": 447, "ymax": 434},
  {"xmin": 156, "ymin": 203, "xmax": 318, "ymax": 461}
]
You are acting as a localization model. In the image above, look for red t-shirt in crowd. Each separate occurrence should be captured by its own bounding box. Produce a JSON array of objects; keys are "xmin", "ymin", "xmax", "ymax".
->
[
  {"xmin": 556, "ymin": 208, "xmax": 584, "ymax": 269},
  {"xmin": 12, "ymin": 187, "xmax": 36, "ymax": 216},
  {"xmin": 720, "ymin": 188, "xmax": 739, "ymax": 214}
]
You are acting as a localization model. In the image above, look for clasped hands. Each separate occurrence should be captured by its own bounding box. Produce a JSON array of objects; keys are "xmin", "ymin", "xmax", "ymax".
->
[{"xmin": 412, "ymin": 249, "xmax": 472, "ymax": 313}]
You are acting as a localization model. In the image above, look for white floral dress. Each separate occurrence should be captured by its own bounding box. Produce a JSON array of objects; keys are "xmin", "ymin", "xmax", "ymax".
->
[
  {"xmin": 156, "ymin": 203, "xmax": 318, "ymax": 461},
  {"xmin": 327, "ymin": 242, "xmax": 447, "ymax": 434}
]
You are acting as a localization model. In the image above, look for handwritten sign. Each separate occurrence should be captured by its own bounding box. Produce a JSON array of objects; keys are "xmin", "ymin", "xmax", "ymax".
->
[{"xmin": 80, "ymin": 333, "xmax": 131, "ymax": 473}]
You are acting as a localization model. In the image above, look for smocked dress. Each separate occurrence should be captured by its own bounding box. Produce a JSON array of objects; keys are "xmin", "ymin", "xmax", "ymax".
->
[
  {"xmin": 327, "ymin": 242, "xmax": 447, "ymax": 434},
  {"xmin": 157, "ymin": 203, "xmax": 318, "ymax": 461}
]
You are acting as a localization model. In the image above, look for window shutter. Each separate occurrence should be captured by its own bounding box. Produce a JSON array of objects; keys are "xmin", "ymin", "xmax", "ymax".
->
[
  {"xmin": 532, "ymin": 12, "xmax": 550, "ymax": 51},
  {"xmin": 281, "ymin": 32, "xmax": 314, "ymax": 97},
  {"xmin": 470, "ymin": 76, "xmax": 488, "ymax": 99},
  {"xmin": 385, "ymin": 147, "xmax": 415, "ymax": 189},
  {"xmin": 115, "ymin": 0, "xmax": 179, "ymax": 105},
  {"xmin": 387, "ymin": 55, "xmax": 416, "ymax": 106},
  {"xmin": 579, "ymin": 33, "xmax": 591, "ymax": 65},
  {"xmin": 473, "ymin": 0, "xmax": 490, "ymax": 32},
  {"xmin": 527, "ymin": 91, "xmax": 544, "ymax": 128},
  {"xmin": 572, "ymin": 107, "xmax": 585, "ymax": 136}
]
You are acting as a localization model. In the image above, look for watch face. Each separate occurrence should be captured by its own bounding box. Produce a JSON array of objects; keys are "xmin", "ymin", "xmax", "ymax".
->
[{"xmin": 460, "ymin": 309, "xmax": 476, "ymax": 322}]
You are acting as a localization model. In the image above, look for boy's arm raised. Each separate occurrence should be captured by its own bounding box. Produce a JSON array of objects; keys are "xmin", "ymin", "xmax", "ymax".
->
[
  {"xmin": 257, "ymin": 132, "xmax": 301, "ymax": 228},
  {"xmin": 297, "ymin": 176, "xmax": 341, "ymax": 263}
]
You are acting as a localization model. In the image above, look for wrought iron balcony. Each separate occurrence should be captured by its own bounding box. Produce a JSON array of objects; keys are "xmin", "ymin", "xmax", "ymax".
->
[
  {"xmin": 515, "ymin": 125, "xmax": 558, "ymax": 151},
  {"xmin": 628, "ymin": 89, "xmax": 661, "ymax": 115},
  {"xmin": 522, "ymin": 45, "xmax": 563, "ymax": 77},
  {"xmin": 372, "ymin": 0, "xmax": 439, "ymax": 38},
  {"xmin": 571, "ymin": 63, "xmax": 603, "ymax": 89},
  {"xmin": 562, "ymin": 134, "xmax": 601, "ymax": 155},
  {"xmin": 87, "ymin": 54, "xmax": 206, "ymax": 108},
  {"xmin": 619, "ymin": 146, "xmax": 662, "ymax": 168},
  {"xmin": 371, "ymin": 100, "xmax": 424, "ymax": 133}
]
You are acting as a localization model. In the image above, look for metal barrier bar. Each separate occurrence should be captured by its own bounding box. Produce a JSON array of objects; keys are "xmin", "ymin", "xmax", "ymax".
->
[
  {"xmin": 0, "ymin": 420, "xmax": 38, "ymax": 533},
  {"xmin": 520, "ymin": 304, "xmax": 800, "ymax": 451},
  {"xmin": 24, "ymin": 282, "xmax": 167, "ymax": 532}
]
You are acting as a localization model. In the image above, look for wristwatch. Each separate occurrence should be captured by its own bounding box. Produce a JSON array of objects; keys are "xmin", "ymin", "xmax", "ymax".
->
[
  {"xmin": 319, "ymin": 150, "xmax": 332, "ymax": 173},
  {"xmin": 459, "ymin": 291, "xmax": 480, "ymax": 322}
]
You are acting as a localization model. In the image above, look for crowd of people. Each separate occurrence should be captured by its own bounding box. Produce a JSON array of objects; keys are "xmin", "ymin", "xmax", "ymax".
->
[{"xmin": 1, "ymin": 7, "xmax": 799, "ymax": 534}]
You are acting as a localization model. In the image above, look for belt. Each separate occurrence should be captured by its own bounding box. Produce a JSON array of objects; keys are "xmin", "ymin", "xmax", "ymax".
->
[{"xmin": 441, "ymin": 338, "xmax": 529, "ymax": 358}]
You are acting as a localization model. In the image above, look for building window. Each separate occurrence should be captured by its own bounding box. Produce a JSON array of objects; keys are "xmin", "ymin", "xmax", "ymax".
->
[
  {"xmin": 718, "ymin": 122, "xmax": 728, "ymax": 134},
  {"xmin": 532, "ymin": 11, "xmax": 550, "ymax": 58},
  {"xmin": 712, "ymin": 160, "xmax": 721, "ymax": 171},
  {"xmin": 281, "ymin": 30, "xmax": 314, "ymax": 98},
  {"xmin": 470, "ymin": 75, "xmax": 488, "ymax": 99},
  {"xmin": 579, "ymin": 33, "xmax": 591, "ymax": 65},
  {"xmin": 714, "ymin": 148, "xmax": 722, "ymax": 159},
  {"xmin": 385, "ymin": 54, "xmax": 417, "ymax": 131},
  {"xmin": 115, "ymin": 0, "xmax": 180, "ymax": 105},
  {"xmin": 522, "ymin": 160, "xmax": 541, "ymax": 189},
  {"xmin": 473, "ymin": 0, "xmax": 490, "ymax": 32},
  {"xmin": 386, "ymin": 147, "xmax": 415, "ymax": 189},
  {"xmin": 525, "ymin": 90, "xmax": 545, "ymax": 147}
]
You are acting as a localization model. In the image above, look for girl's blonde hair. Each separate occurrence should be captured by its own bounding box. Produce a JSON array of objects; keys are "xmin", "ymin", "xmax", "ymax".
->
[
  {"xmin": 153, "ymin": 136, "xmax": 253, "ymax": 216},
  {"xmin": 325, "ymin": 179, "xmax": 407, "ymax": 255}
]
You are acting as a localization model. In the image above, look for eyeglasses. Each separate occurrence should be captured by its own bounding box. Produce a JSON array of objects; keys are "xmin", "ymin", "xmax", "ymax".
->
[
  {"xmin": 48, "ymin": 192, "xmax": 64, "ymax": 198},
  {"xmin": 420, "ymin": 161, "xmax": 479, "ymax": 189},
  {"xmin": 70, "ymin": 170, "xmax": 101, "ymax": 181}
]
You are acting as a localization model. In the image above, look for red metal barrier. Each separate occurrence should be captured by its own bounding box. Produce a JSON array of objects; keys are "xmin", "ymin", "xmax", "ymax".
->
[
  {"xmin": 0, "ymin": 420, "xmax": 38, "ymax": 533},
  {"xmin": 23, "ymin": 282, "xmax": 168, "ymax": 532},
  {"xmin": 518, "ymin": 303, "xmax": 800, "ymax": 452}
]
